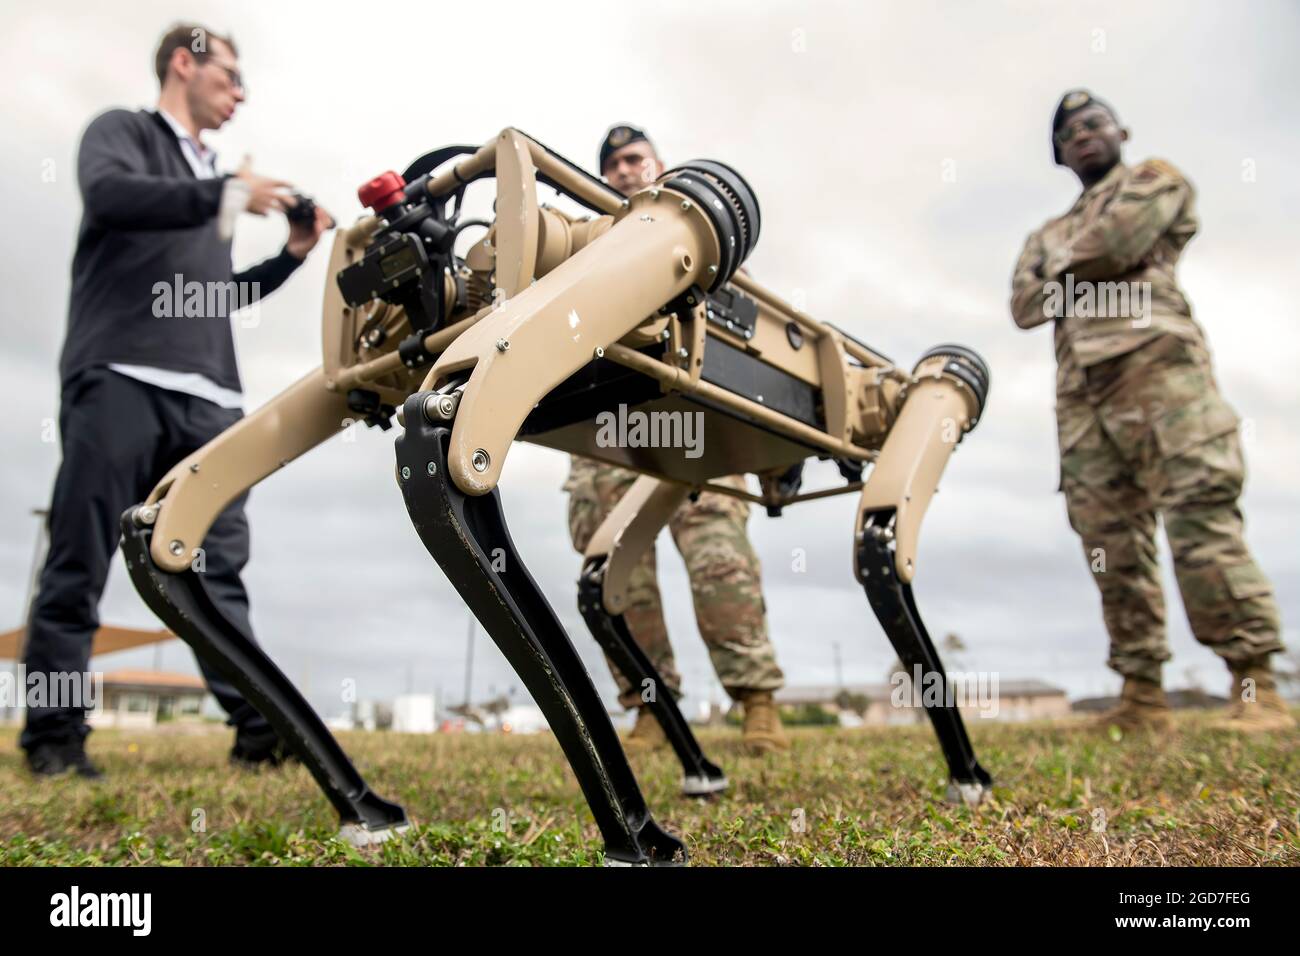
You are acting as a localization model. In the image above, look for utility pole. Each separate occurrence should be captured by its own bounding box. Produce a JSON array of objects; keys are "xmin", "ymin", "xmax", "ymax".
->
[
  {"xmin": 833, "ymin": 641, "xmax": 844, "ymax": 691},
  {"xmin": 462, "ymin": 612, "xmax": 475, "ymax": 707},
  {"xmin": 19, "ymin": 509, "xmax": 50, "ymax": 652},
  {"xmin": 8, "ymin": 509, "xmax": 49, "ymax": 724}
]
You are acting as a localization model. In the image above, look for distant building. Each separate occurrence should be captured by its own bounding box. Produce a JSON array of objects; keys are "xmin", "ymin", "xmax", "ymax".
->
[
  {"xmin": 776, "ymin": 678, "xmax": 1070, "ymax": 725},
  {"xmin": 392, "ymin": 694, "xmax": 437, "ymax": 733},
  {"xmin": 695, "ymin": 700, "xmax": 726, "ymax": 726},
  {"xmin": 89, "ymin": 670, "xmax": 208, "ymax": 729},
  {"xmin": 324, "ymin": 713, "xmax": 356, "ymax": 731},
  {"xmin": 348, "ymin": 699, "xmax": 393, "ymax": 731},
  {"xmin": 1072, "ymin": 689, "xmax": 1228, "ymax": 713}
]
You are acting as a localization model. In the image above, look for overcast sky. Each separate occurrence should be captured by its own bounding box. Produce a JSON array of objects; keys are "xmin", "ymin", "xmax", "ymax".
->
[{"xmin": 1, "ymin": 0, "xmax": 1296, "ymax": 723}]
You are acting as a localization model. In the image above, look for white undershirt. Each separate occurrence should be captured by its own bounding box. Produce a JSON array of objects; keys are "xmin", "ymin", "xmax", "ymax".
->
[{"xmin": 107, "ymin": 109, "xmax": 249, "ymax": 410}]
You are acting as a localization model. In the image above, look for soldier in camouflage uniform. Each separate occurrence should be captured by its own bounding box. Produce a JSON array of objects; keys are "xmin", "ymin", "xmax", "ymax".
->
[
  {"xmin": 563, "ymin": 124, "xmax": 787, "ymax": 755},
  {"xmin": 1010, "ymin": 90, "xmax": 1291, "ymax": 733}
]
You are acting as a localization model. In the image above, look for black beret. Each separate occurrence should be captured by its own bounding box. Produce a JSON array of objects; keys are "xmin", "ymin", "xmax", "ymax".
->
[
  {"xmin": 1052, "ymin": 89, "xmax": 1120, "ymax": 164},
  {"xmin": 598, "ymin": 124, "xmax": 652, "ymax": 171}
]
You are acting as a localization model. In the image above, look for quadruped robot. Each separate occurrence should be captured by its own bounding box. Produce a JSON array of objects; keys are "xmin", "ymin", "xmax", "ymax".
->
[{"xmin": 121, "ymin": 129, "xmax": 993, "ymax": 865}]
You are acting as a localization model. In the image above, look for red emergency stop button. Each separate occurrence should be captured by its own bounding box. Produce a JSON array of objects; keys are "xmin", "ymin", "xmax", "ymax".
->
[{"xmin": 358, "ymin": 171, "xmax": 407, "ymax": 212}]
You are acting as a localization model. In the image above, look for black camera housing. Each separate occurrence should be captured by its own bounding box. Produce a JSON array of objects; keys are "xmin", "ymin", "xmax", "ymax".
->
[{"xmin": 285, "ymin": 193, "xmax": 318, "ymax": 226}]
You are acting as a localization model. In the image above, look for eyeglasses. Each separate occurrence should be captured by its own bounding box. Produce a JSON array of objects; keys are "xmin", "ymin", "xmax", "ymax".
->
[
  {"xmin": 197, "ymin": 55, "xmax": 246, "ymax": 95},
  {"xmin": 1055, "ymin": 115, "xmax": 1109, "ymax": 146}
]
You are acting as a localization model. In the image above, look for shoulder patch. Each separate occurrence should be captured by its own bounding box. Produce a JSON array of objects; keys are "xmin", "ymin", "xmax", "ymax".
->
[{"xmin": 1132, "ymin": 158, "xmax": 1183, "ymax": 184}]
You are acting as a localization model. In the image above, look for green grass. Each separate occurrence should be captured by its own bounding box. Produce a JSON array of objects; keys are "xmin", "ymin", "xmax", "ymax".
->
[{"xmin": 1, "ymin": 714, "xmax": 1297, "ymax": 866}]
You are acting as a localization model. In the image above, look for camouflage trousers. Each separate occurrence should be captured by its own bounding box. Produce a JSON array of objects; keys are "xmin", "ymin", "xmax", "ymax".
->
[
  {"xmin": 563, "ymin": 456, "xmax": 785, "ymax": 709},
  {"xmin": 1055, "ymin": 333, "xmax": 1283, "ymax": 684}
]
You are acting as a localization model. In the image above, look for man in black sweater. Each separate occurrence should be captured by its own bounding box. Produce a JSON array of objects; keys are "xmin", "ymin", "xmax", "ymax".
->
[{"xmin": 21, "ymin": 22, "xmax": 332, "ymax": 777}]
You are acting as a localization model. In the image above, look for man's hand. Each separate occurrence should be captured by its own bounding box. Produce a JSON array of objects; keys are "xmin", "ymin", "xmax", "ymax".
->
[
  {"xmin": 235, "ymin": 156, "xmax": 292, "ymax": 216},
  {"xmin": 285, "ymin": 202, "xmax": 334, "ymax": 260}
]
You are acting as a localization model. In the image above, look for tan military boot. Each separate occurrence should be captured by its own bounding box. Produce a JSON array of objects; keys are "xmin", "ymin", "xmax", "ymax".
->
[
  {"xmin": 1089, "ymin": 677, "xmax": 1172, "ymax": 733},
  {"xmin": 739, "ymin": 690, "xmax": 790, "ymax": 755},
  {"xmin": 623, "ymin": 706, "xmax": 668, "ymax": 753},
  {"xmin": 1209, "ymin": 663, "xmax": 1296, "ymax": 733}
]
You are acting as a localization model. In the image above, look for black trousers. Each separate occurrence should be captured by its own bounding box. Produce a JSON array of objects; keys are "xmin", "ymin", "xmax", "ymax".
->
[{"xmin": 20, "ymin": 367, "xmax": 270, "ymax": 751}]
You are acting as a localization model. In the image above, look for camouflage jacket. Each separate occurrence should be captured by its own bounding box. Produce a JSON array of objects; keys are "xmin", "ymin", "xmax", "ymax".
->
[{"xmin": 1010, "ymin": 159, "xmax": 1207, "ymax": 382}]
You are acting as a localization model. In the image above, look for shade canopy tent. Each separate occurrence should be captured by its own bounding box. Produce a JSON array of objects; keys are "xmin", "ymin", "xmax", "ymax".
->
[{"xmin": 0, "ymin": 625, "xmax": 174, "ymax": 661}]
